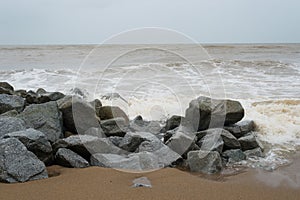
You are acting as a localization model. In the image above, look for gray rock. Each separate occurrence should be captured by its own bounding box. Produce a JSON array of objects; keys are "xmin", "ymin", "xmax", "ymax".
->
[
  {"xmin": 3, "ymin": 128, "xmax": 53, "ymax": 164},
  {"xmin": 38, "ymin": 92, "xmax": 65, "ymax": 104},
  {"xmin": 0, "ymin": 117, "xmax": 26, "ymax": 137},
  {"xmin": 84, "ymin": 127, "xmax": 106, "ymax": 138},
  {"xmin": 163, "ymin": 115, "xmax": 184, "ymax": 132},
  {"xmin": 101, "ymin": 117, "xmax": 128, "ymax": 137},
  {"xmin": 1, "ymin": 109, "xmax": 18, "ymax": 117},
  {"xmin": 224, "ymin": 120, "xmax": 255, "ymax": 138},
  {"xmin": 119, "ymin": 132, "xmax": 146, "ymax": 152},
  {"xmin": 109, "ymin": 136, "xmax": 123, "ymax": 147},
  {"xmin": 91, "ymin": 151, "xmax": 160, "ymax": 171},
  {"xmin": 0, "ymin": 138, "xmax": 48, "ymax": 183},
  {"xmin": 99, "ymin": 106, "xmax": 129, "ymax": 124},
  {"xmin": 197, "ymin": 131, "xmax": 224, "ymax": 153},
  {"xmin": 53, "ymin": 135, "xmax": 125, "ymax": 160},
  {"xmin": 238, "ymin": 133, "xmax": 260, "ymax": 151},
  {"xmin": 129, "ymin": 120, "xmax": 162, "ymax": 134},
  {"xmin": 222, "ymin": 149, "xmax": 246, "ymax": 163},
  {"xmin": 184, "ymin": 96, "xmax": 244, "ymax": 131},
  {"xmin": 57, "ymin": 96, "xmax": 100, "ymax": 134},
  {"xmin": 0, "ymin": 82, "xmax": 14, "ymax": 91},
  {"xmin": 219, "ymin": 129, "xmax": 241, "ymax": 150},
  {"xmin": 0, "ymin": 94, "xmax": 25, "ymax": 114},
  {"xmin": 90, "ymin": 99, "xmax": 102, "ymax": 117},
  {"xmin": 17, "ymin": 101, "xmax": 63, "ymax": 142},
  {"xmin": 55, "ymin": 148, "xmax": 89, "ymax": 168},
  {"xmin": 0, "ymin": 87, "xmax": 13, "ymax": 95},
  {"xmin": 132, "ymin": 177, "xmax": 152, "ymax": 188},
  {"xmin": 187, "ymin": 150, "xmax": 222, "ymax": 174},
  {"xmin": 244, "ymin": 147, "xmax": 263, "ymax": 158}
]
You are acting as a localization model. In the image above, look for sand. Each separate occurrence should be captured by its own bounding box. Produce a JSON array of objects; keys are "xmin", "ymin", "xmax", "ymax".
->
[{"xmin": 1, "ymin": 164, "xmax": 300, "ymax": 200}]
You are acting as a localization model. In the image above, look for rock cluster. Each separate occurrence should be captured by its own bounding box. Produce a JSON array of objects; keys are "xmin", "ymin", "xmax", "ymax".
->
[{"xmin": 0, "ymin": 82, "xmax": 264, "ymax": 183}]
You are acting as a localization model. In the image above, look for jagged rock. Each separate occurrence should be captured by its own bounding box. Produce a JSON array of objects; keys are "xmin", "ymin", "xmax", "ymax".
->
[
  {"xmin": 55, "ymin": 148, "xmax": 89, "ymax": 168},
  {"xmin": 222, "ymin": 149, "xmax": 246, "ymax": 163},
  {"xmin": 224, "ymin": 120, "xmax": 255, "ymax": 138},
  {"xmin": 53, "ymin": 135, "xmax": 125, "ymax": 160},
  {"xmin": 0, "ymin": 94, "xmax": 25, "ymax": 114},
  {"xmin": 197, "ymin": 131, "xmax": 224, "ymax": 153},
  {"xmin": 57, "ymin": 96, "xmax": 100, "ymax": 134},
  {"xmin": 118, "ymin": 132, "xmax": 147, "ymax": 152},
  {"xmin": 3, "ymin": 128, "xmax": 53, "ymax": 164},
  {"xmin": 163, "ymin": 115, "xmax": 184, "ymax": 132},
  {"xmin": 109, "ymin": 136, "xmax": 123, "ymax": 147},
  {"xmin": 84, "ymin": 127, "xmax": 106, "ymax": 138},
  {"xmin": 0, "ymin": 87, "xmax": 13, "ymax": 95},
  {"xmin": 14, "ymin": 89, "xmax": 27, "ymax": 98},
  {"xmin": 0, "ymin": 138, "xmax": 48, "ymax": 183},
  {"xmin": 129, "ymin": 119, "xmax": 161, "ymax": 134},
  {"xmin": 99, "ymin": 106, "xmax": 129, "ymax": 124},
  {"xmin": 219, "ymin": 129, "xmax": 241, "ymax": 150},
  {"xmin": 187, "ymin": 150, "xmax": 223, "ymax": 174},
  {"xmin": 238, "ymin": 132, "xmax": 261, "ymax": 151},
  {"xmin": 0, "ymin": 82, "xmax": 14, "ymax": 91},
  {"xmin": 0, "ymin": 109, "xmax": 18, "ymax": 117},
  {"xmin": 38, "ymin": 92, "xmax": 65, "ymax": 104},
  {"xmin": 101, "ymin": 117, "xmax": 128, "ymax": 137},
  {"xmin": 184, "ymin": 96, "xmax": 244, "ymax": 131},
  {"xmin": 17, "ymin": 101, "xmax": 63, "ymax": 142},
  {"xmin": 90, "ymin": 99, "xmax": 102, "ymax": 117},
  {"xmin": 0, "ymin": 117, "xmax": 26, "ymax": 137},
  {"xmin": 244, "ymin": 147, "xmax": 263, "ymax": 158},
  {"xmin": 91, "ymin": 152, "xmax": 160, "ymax": 171}
]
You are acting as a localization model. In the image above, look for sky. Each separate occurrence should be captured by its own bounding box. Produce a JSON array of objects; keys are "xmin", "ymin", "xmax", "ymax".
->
[{"xmin": 0, "ymin": 0, "xmax": 300, "ymax": 44}]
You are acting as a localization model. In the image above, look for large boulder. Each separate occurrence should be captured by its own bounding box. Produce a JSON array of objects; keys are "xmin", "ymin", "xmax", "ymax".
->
[
  {"xmin": 0, "ymin": 82, "xmax": 14, "ymax": 95},
  {"xmin": 2, "ymin": 128, "xmax": 53, "ymax": 164},
  {"xmin": 187, "ymin": 150, "xmax": 222, "ymax": 174},
  {"xmin": 0, "ymin": 138, "xmax": 48, "ymax": 183},
  {"xmin": 101, "ymin": 117, "xmax": 128, "ymax": 137},
  {"xmin": 224, "ymin": 120, "xmax": 255, "ymax": 138},
  {"xmin": 52, "ymin": 135, "xmax": 125, "ymax": 160},
  {"xmin": 118, "ymin": 132, "xmax": 147, "ymax": 152},
  {"xmin": 98, "ymin": 106, "xmax": 129, "ymax": 124},
  {"xmin": 91, "ymin": 152, "xmax": 160, "ymax": 171},
  {"xmin": 238, "ymin": 132, "xmax": 261, "ymax": 151},
  {"xmin": 55, "ymin": 148, "xmax": 89, "ymax": 168},
  {"xmin": 184, "ymin": 96, "xmax": 244, "ymax": 131},
  {"xmin": 0, "ymin": 94, "xmax": 25, "ymax": 114},
  {"xmin": 17, "ymin": 101, "xmax": 63, "ymax": 142},
  {"xmin": 57, "ymin": 96, "xmax": 100, "ymax": 134},
  {"xmin": 0, "ymin": 117, "xmax": 26, "ymax": 137}
]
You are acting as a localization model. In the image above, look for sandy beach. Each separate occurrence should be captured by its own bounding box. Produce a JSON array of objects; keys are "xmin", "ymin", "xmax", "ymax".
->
[{"xmin": 1, "ymin": 163, "xmax": 300, "ymax": 200}]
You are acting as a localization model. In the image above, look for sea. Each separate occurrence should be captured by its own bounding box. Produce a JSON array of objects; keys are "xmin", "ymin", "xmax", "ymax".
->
[{"xmin": 0, "ymin": 44, "xmax": 299, "ymax": 172}]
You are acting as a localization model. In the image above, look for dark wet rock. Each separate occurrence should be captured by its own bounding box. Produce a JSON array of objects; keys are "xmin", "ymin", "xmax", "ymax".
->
[
  {"xmin": 53, "ymin": 135, "xmax": 125, "ymax": 160},
  {"xmin": 17, "ymin": 101, "xmax": 63, "ymax": 142},
  {"xmin": 163, "ymin": 127, "xmax": 178, "ymax": 143},
  {"xmin": 222, "ymin": 149, "xmax": 246, "ymax": 163},
  {"xmin": 244, "ymin": 147, "xmax": 264, "ymax": 158},
  {"xmin": 25, "ymin": 90, "xmax": 39, "ymax": 104},
  {"xmin": 36, "ymin": 88, "xmax": 47, "ymax": 95},
  {"xmin": 0, "ymin": 94, "xmax": 25, "ymax": 114},
  {"xmin": 0, "ymin": 138, "xmax": 48, "ymax": 183},
  {"xmin": 101, "ymin": 117, "xmax": 128, "ymax": 137},
  {"xmin": 84, "ymin": 127, "xmax": 106, "ymax": 138},
  {"xmin": 38, "ymin": 92, "xmax": 65, "ymax": 104},
  {"xmin": 219, "ymin": 129, "xmax": 241, "ymax": 150},
  {"xmin": 238, "ymin": 132, "xmax": 261, "ymax": 151},
  {"xmin": 0, "ymin": 109, "xmax": 18, "ymax": 117},
  {"xmin": 91, "ymin": 151, "xmax": 160, "ymax": 171},
  {"xmin": 224, "ymin": 120, "xmax": 255, "ymax": 138},
  {"xmin": 0, "ymin": 82, "xmax": 14, "ymax": 91},
  {"xmin": 163, "ymin": 115, "xmax": 184, "ymax": 132},
  {"xmin": 57, "ymin": 96, "xmax": 100, "ymax": 134},
  {"xmin": 90, "ymin": 99, "xmax": 102, "ymax": 117},
  {"xmin": 14, "ymin": 89, "xmax": 27, "ymax": 98},
  {"xmin": 0, "ymin": 117, "xmax": 26, "ymax": 137},
  {"xmin": 0, "ymin": 87, "xmax": 13, "ymax": 95},
  {"xmin": 118, "ymin": 132, "xmax": 147, "ymax": 152},
  {"xmin": 3, "ymin": 128, "xmax": 53, "ymax": 164},
  {"xmin": 99, "ymin": 106, "xmax": 129, "ymax": 124},
  {"xmin": 55, "ymin": 148, "xmax": 89, "ymax": 168},
  {"xmin": 187, "ymin": 150, "xmax": 222, "ymax": 174},
  {"xmin": 184, "ymin": 96, "xmax": 244, "ymax": 131},
  {"xmin": 132, "ymin": 115, "xmax": 143, "ymax": 124}
]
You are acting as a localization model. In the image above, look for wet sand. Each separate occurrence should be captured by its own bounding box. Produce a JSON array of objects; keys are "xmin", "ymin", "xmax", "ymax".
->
[{"xmin": 1, "ymin": 163, "xmax": 300, "ymax": 200}]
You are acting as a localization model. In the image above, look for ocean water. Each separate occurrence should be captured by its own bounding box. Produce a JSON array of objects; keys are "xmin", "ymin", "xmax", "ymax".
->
[{"xmin": 0, "ymin": 44, "xmax": 299, "ymax": 170}]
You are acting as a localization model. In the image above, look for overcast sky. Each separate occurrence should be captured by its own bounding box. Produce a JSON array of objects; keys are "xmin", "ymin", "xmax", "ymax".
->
[{"xmin": 1, "ymin": 0, "xmax": 300, "ymax": 44}]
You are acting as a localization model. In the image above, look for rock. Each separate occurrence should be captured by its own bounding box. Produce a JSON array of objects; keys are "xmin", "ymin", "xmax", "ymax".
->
[
  {"xmin": 99, "ymin": 106, "xmax": 129, "ymax": 124},
  {"xmin": 163, "ymin": 115, "xmax": 184, "ymax": 132},
  {"xmin": 57, "ymin": 96, "xmax": 100, "ymax": 134},
  {"xmin": 0, "ymin": 117, "xmax": 26, "ymax": 137},
  {"xmin": 197, "ymin": 131, "xmax": 224, "ymax": 153},
  {"xmin": 70, "ymin": 88, "xmax": 86, "ymax": 98},
  {"xmin": 0, "ymin": 138, "xmax": 48, "ymax": 183},
  {"xmin": 184, "ymin": 96, "xmax": 244, "ymax": 131},
  {"xmin": 3, "ymin": 128, "xmax": 53, "ymax": 164},
  {"xmin": 129, "ymin": 120, "xmax": 161, "ymax": 134},
  {"xmin": 219, "ymin": 129, "xmax": 241, "ymax": 150},
  {"xmin": 136, "ymin": 132, "xmax": 182, "ymax": 167},
  {"xmin": 17, "ymin": 101, "xmax": 63, "ymax": 142},
  {"xmin": 244, "ymin": 148, "xmax": 263, "ymax": 158},
  {"xmin": 132, "ymin": 177, "xmax": 152, "ymax": 188},
  {"xmin": 91, "ymin": 151, "xmax": 160, "ymax": 171},
  {"xmin": 38, "ymin": 92, "xmax": 65, "ymax": 104},
  {"xmin": 55, "ymin": 148, "xmax": 89, "ymax": 168},
  {"xmin": 109, "ymin": 136, "xmax": 123, "ymax": 147},
  {"xmin": 187, "ymin": 150, "xmax": 222, "ymax": 174},
  {"xmin": 53, "ymin": 135, "xmax": 125, "ymax": 160},
  {"xmin": 224, "ymin": 120, "xmax": 255, "ymax": 138},
  {"xmin": 0, "ymin": 87, "xmax": 13, "ymax": 95},
  {"xmin": 119, "ymin": 132, "xmax": 147, "ymax": 152},
  {"xmin": 0, "ymin": 82, "xmax": 14, "ymax": 91},
  {"xmin": 165, "ymin": 129, "xmax": 196, "ymax": 157},
  {"xmin": 0, "ymin": 109, "xmax": 18, "ymax": 117},
  {"xmin": 14, "ymin": 89, "xmax": 27, "ymax": 98},
  {"xmin": 101, "ymin": 117, "xmax": 128, "ymax": 137},
  {"xmin": 25, "ymin": 90, "xmax": 39, "ymax": 104},
  {"xmin": 84, "ymin": 127, "xmax": 106, "ymax": 138},
  {"xmin": 36, "ymin": 88, "xmax": 47, "ymax": 95},
  {"xmin": 0, "ymin": 94, "xmax": 25, "ymax": 114},
  {"xmin": 90, "ymin": 99, "xmax": 102, "ymax": 117},
  {"xmin": 222, "ymin": 149, "xmax": 246, "ymax": 163},
  {"xmin": 238, "ymin": 132, "xmax": 260, "ymax": 151}
]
